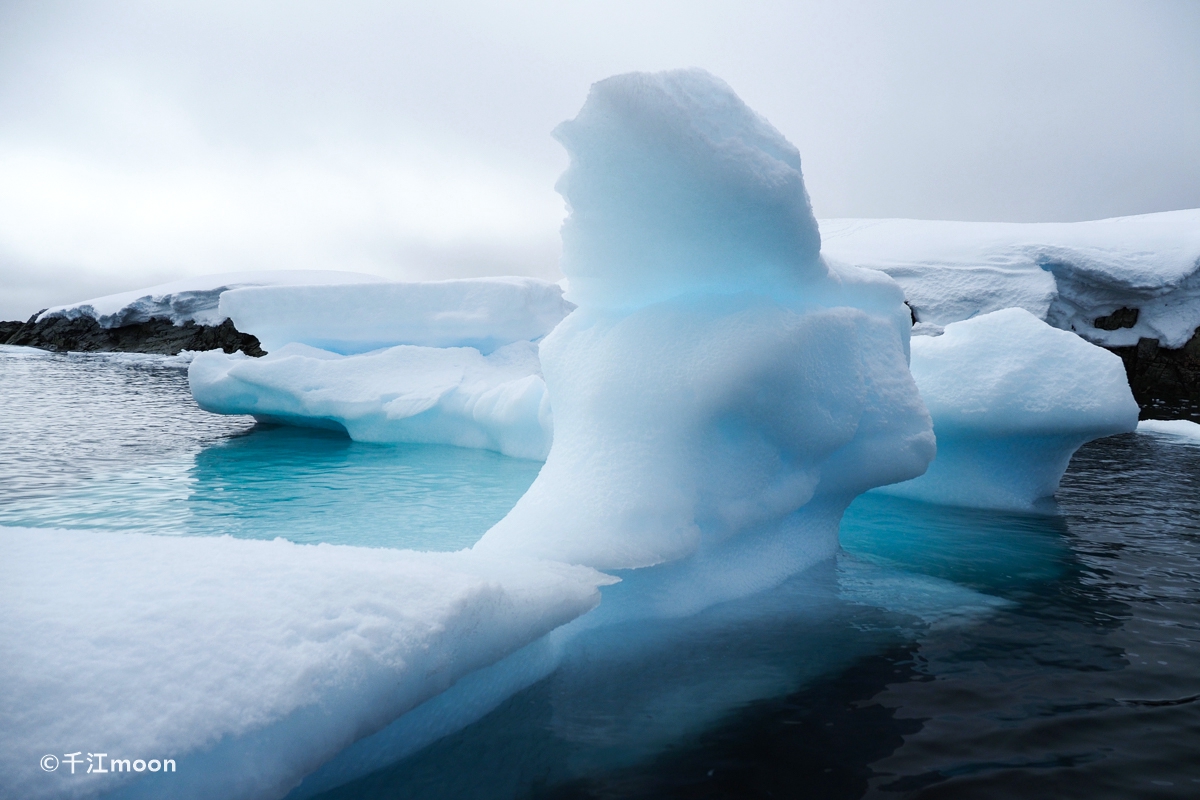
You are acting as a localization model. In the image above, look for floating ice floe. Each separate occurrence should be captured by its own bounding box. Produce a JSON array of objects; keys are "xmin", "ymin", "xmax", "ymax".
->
[
  {"xmin": 819, "ymin": 211, "xmax": 1200, "ymax": 349},
  {"xmin": 0, "ymin": 527, "xmax": 610, "ymax": 800},
  {"xmin": 190, "ymin": 340, "xmax": 554, "ymax": 460},
  {"xmin": 188, "ymin": 277, "xmax": 574, "ymax": 459},
  {"xmin": 1136, "ymin": 418, "xmax": 1200, "ymax": 442},
  {"xmin": 36, "ymin": 270, "xmax": 384, "ymax": 329},
  {"xmin": 876, "ymin": 307, "xmax": 1140, "ymax": 510}
]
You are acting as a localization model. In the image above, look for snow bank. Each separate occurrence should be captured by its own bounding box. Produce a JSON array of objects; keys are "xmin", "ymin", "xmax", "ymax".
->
[
  {"xmin": 1137, "ymin": 418, "xmax": 1200, "ymax": 442},
  {"xmin": 221, "ymin": 277, "xmax": 573, "ymax": 355},
  {"xmin": 877, "ymin": 308, "xmax": 1139, "ymax": 510},
  {"xmin": 36, "ymin": 271, "xmax": 383, "ymax": 329},
  {"xmin": 820, "ymin": 211, "xmax": 1200, "ymax": 348},
  {"xmin": 0, "ymin": 527, "xmax": 609, "ymax": 800},
  {"xmin": 475, "ymin": 69, "xmax": 935, "ymax": 612},
  {"xmin": 189, "ymin": 341, "xmax": 553, "ymax": 460}
]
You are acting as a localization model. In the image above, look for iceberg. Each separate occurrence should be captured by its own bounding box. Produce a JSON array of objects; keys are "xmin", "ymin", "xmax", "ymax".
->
[
  {"xmin": 36, "ymin": 270, "xmax": 384, "ymax": 329},
  {"xmin": 475, "ymin": 69, "xmax": 935, "ymax": 612},
  {"xmin": 187, "ymin": 278, "xmax": 574, "ymax": 459},
  {"xmin": 818, "ymin": 212, "xmax": 1200, "ymax": 350},
  {"xmin": 1137, "ymin": 418, "xmax": 1200, "ymax": 442},
  {"xmin": 221, "ymin": 277, "xmax": 574, "ymax": 355},
  {"xmin": 190, "ymin": 340, "xmax": 553, "ymax": 460},
  {"xmin": 877, "ymin": 307, "xmax": 1140, "ymax": 510},
  {"xmin": 0, "ymin": 527, "xmax": 609, "ymax": 800}
]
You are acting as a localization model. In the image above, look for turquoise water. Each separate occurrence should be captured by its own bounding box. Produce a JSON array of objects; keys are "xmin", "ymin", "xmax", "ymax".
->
[{"xmin": 0, "ymin": 347, "xmax": 541, "ymax": 549}]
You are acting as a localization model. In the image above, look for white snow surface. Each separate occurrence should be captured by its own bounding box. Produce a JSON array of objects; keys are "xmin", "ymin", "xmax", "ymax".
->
[
  {"xmin": 1137, "ymin": 418, "xmax": 1200, "ymax": 442},
  {"xmin": 36, "ymin": 270, "xmax": 383, "ymax": 329},
  {"xmin": 475, "ymin": 69, "xmax": 935, "ymax": 610},
  {"xmin": 877, "ymin": 308, "xmax": 1140, "ymax": 510},
  {"xmin": 221, "ymin": 277, "xmax": 575, "ymax": 355},
  {"xmin": 189, "ymin": 340, "xmax": 553, "ymax": 460},
  {"xmin": 820, "ymin": 210, "xmax": 1200, "ymax": 348},
  {"xmin": 0, "ymin": 527, "xmax": 609, "ymax": 800}
]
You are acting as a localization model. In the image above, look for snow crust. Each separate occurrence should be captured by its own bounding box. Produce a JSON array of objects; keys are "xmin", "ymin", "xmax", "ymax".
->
[
  {"xmin": 1137, "ymin": 418, "xmax": 1200, "ymax": 442},
  {"xmin": 877, "ymin": 308, "xmax": 1139, "ymax": 509},
  {"xmin": 190, "ymin": 341, "xmax": 553, "ymax": 460},
  {"xmin": 820, "ymin": 210, "xmax": 1200, "ymax": 348},
  {"xmin": 475, "ymin": 69, "xmax": 936, "ymax": 609},
  {"xmin": 0, "ymin": 527, "xmax": 609, "ymax": 800},
  {"xmin": 221, "ymin": 277, "xmax": 574, "ymax": 355},
  {"xmin": 36, "ymin": 271, "xmax": 383, "ymax": 328}
]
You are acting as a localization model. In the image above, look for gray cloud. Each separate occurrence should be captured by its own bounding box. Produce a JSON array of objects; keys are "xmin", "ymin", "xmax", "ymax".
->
[{"xmin": 2, "ymin": 0, "xmax": 1197, "ymax": 319}]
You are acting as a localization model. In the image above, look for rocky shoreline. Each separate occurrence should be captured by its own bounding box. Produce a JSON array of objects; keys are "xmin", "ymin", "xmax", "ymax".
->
[{"xmin": 0, "ymin": 313, "xmax": 265, "ymax": 357}]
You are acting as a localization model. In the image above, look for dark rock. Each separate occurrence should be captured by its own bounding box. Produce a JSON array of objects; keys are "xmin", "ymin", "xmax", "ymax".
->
[
  {"xmin": 1094, "ymin": 306, "xmax": 1140, "ymax": 330},
  {"xmin": 0, "ymin": 314, "xmax": 264, "ymax": 357},
  {"xmin": 1108, "ymin": 328, "xmax": 1200, "ymax": 422}
]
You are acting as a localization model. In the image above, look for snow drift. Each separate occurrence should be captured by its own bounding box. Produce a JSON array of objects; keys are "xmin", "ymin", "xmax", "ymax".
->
[
  {"xmin": 0, "ymin": 527, "xmax": 609, "ymax": 800},
  {"xmin": 819, "ymin": 211, "xmax": 1200, "ymax": 349},
  {"xmin": 475, "ymin": 69, "xmax": 935, "ymax": 612},
  {"xmin": 877, "ymin": 308, "xmax": 1140, "ymax": 510},
  {"xmin": 36, "ymin": 271, "xmax": 383, "ymax": 329}
]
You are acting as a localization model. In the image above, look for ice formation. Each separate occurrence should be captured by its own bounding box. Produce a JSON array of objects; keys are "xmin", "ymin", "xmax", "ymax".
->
[
  {"xmin": 188, "ymin": 278, "xmax": 573, "ymax": 459},
  {"xmin": 0, "ymin": 527, "xmax": 609, "ymax": 800},
  {"xmin": 876, "ymin": 308, "xmax": 1140, "ymax": 510},
  {"xmin": 475, "ymin": 68, "xmax": 935, "ymax": 612},
  {"xmin": 36, "ymin": 270, "xmax": 383, "ymax": 329},
  {"xmin": 1137, "ymin": 418, "xmax": 1200, "ymax": 442},
  {"xmin": 190, "ymin": 341, "xmax": 553, "ymax": 460},
  {"xmin": 221, "ymin": 277, "xmax": 573, "ymax": 355},
  {"xmin": 819, "ymin": 211, "xmax": 1200, "ymax": 349}
]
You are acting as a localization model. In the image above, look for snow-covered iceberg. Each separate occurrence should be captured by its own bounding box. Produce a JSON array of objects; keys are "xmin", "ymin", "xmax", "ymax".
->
[
  {"xmin": 188, "ymin": 277, "xmax": 573, "ymax": 459},
  {"xmin": 1137, "ymin": 418, "xmax": 1200, "ymax": 442},
  {"xmin": 36, "ymin": 270, "xmax": 384, "ymax": 329},
  {"xmin": 877, "ymin": 308, "xmax": 1140, "ymax": 510},
  {"xmin": 190, "ymin": 340, "xmax": 553, "ymax": 460},
  {"xmin": 475, "ymin": 69, "xmax": 935, "ymax": 612},
  {"xmin": 818, "ymin": 212, "xmax": 1200, "ymax": 350},
  {"xmin": 221, "ymin": 277, "xmax": 573, "ymax": 355},
  {"xmin": 0, "ymin": 527, "xmax": 609, "ymax": 800}
]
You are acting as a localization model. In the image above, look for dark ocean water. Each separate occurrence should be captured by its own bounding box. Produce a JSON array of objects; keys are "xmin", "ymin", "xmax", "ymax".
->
[{"xmin": 2, "ymin": 345, "xmax": 1198, "ymax": 799}]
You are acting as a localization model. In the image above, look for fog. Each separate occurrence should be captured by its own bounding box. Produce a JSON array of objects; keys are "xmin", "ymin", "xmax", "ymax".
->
[{"xmin": 2, "ymin": 0, "xmax": 1198, "ymax": 319}]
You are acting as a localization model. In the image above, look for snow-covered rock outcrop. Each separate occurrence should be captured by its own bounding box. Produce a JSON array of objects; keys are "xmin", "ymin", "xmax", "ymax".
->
[{"xmin": 876, "ymin": 308, "xmax": 1139, "ymax": 510}]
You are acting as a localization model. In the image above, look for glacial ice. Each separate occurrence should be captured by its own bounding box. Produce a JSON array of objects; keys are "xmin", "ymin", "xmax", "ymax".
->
[
  {"xmin": 190, "ymin": 340, "xmax": 553, "ymax": 460},
  {"xmin": 0, "ymin": 527, "xmax": 609, "ymax": 800},
  {"xmin": 36, "ymin": 270, "xmax": 383, "ymax": 329},
  {"xmin": 474, "ymin": 68, "xmax": 935, "ymax": 609},
  {"xmin": 876, "ymin": 307, "xmax": 1140, "ymax": 510},
  {"xmin": 1137, "ymin": 418, "xmax": 1200, "ymax": 442},
  {"xmin": 221, "ymin": 277, "xmax": 574, "ymax": 355},
  {"xmin": 819, "ymin": 211, "xmax": 1200, "ymax": 349}
]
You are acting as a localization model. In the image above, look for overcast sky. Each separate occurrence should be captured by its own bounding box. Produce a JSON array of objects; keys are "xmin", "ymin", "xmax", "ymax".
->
[{"xmin": 2, "ymin": 0, "xmax": 1198, "ymax": 320}]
